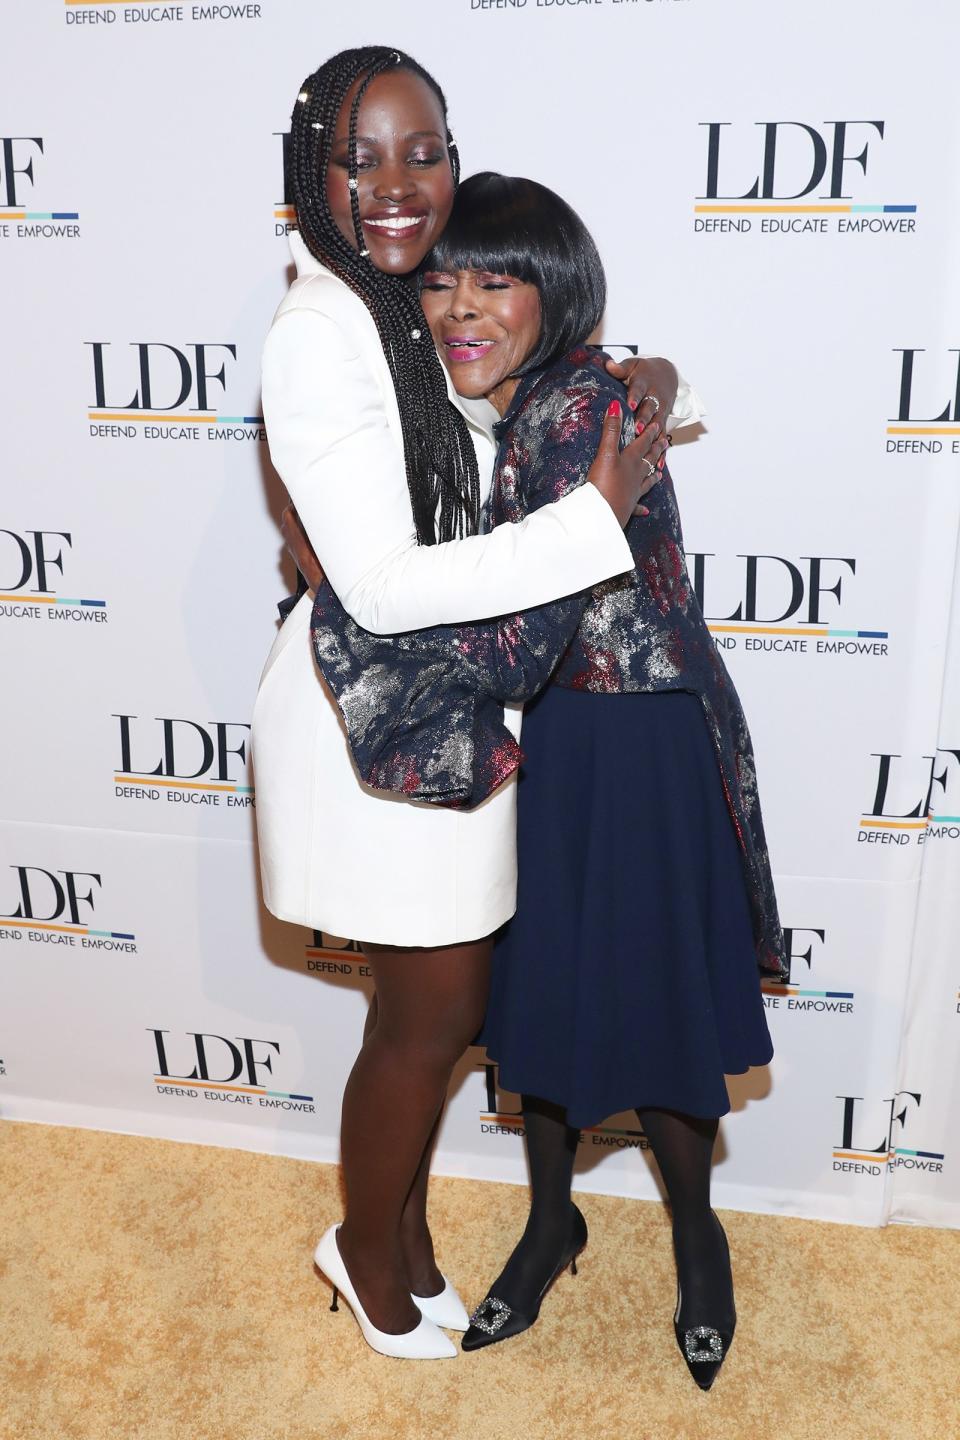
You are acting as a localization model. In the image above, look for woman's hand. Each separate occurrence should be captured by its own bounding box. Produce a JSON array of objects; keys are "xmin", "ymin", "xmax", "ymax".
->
[
  {"xmin": 587, "ymin": 398, "xmax": 669, "ymax": 527},
  {"xmin": 280, "ymin": 502, "xmax": 325, "ymax": 590},
  {"xmin": 605, "ymin": 355, "xmax": 679, "ymax": 421}
]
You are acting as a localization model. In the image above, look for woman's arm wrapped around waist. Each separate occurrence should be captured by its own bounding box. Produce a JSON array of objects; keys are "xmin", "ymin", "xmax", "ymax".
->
[{"xmin": 309, "ymin": 368, "xmax": 637, "ymax": 808}]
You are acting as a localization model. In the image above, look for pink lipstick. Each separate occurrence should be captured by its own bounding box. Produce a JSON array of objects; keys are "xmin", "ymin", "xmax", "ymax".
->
[{"xmin": 444, "ymin": 337, "xmax": 495, "ymax": 363}]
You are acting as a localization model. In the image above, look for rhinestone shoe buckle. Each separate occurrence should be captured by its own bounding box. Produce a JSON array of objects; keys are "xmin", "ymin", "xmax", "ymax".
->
[
  {"xmin": 682, "ymin": 1326, "xmax": 724, "ymax": 1363},
  {"xmin": 470, "ymin": 1295, "xmax": 512, "ymax": 1335}
]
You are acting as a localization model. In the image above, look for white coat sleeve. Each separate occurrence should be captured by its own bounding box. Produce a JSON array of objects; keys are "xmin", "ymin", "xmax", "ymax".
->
[
  {"xmin": 261, "ymin": 307, "xmax": 635, "ymax": 635},
  {"xmin": 633, "ymin": 356, "xmax": 705, "ymax": 434},
  {"xmin": 667, "ymin": 370, "xmax": 706, "ymax": 433}
]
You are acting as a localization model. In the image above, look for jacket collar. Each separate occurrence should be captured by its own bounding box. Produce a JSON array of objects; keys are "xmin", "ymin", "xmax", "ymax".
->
[
  {"xmin": 491, "ymin": 362, "xmax": 554, "ymax": 443},
  {"xmin": 286, "ymin": 230, "xmax": 498, "ymax": 440},
  {"xmin": 491, "ymin": 348, "xmax": 601, "ymax": 442}
]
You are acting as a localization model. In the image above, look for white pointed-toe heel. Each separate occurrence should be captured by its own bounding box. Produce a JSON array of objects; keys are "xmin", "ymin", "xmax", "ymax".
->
[
  {"xmin": 314, "ymin": 1224, "xmax": 457, "ymax": 1360},
  {"xmin": 411, "ymin": 1275, "xmax": 471, "ymax": 1332}
]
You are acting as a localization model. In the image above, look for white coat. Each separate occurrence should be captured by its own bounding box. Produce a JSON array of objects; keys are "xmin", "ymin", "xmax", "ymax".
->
[{"xmin": 252, "ymin": 233, "xmax": 700, "ymax": 946}]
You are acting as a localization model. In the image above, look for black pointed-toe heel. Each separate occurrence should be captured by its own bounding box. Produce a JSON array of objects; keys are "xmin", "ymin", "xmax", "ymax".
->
[
  {"xmin": 461, "ymin": 1203, "xmax": 588, "ymax": 1353},
  {"xmin": 672, "ymin": 1215, "xmax": 736, "ymax": 1391},
  {"xmin": 673, "ymin": 1297, "xmax": 735, "ymax": 1391}
]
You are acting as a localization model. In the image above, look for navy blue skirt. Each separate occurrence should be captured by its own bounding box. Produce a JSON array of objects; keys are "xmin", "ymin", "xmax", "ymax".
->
[{"xmin": 478, "ymin": 686, "xmax": 773, "ymax": 1129}]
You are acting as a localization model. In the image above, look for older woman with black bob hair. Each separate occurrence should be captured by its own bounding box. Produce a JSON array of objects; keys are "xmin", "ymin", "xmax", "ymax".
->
[{"xmin": 312, "ymin": 172, "xmax": 787, "ymax": 1388}]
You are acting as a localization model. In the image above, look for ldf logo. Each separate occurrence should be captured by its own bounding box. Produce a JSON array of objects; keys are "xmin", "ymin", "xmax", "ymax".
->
[
  {"xmin": 865, "ymin": 750, "xmax": 960, "ymax": 823},
  {"xmin": 304, "ymin": 931, "xmax": 369, "ymax": 975},
  {"xmin": 0, "ymin": 528, "xmax": 105, "ymax": 619},
  {"xmin": 762, "ymin": 928, "xmax": 854, "ymax": 1010},
  {"xmin": 890, "ymin": 349, "xmax": 960, "ymax": 424},
  {"xmin": 0, "ymin": 135, "xmax": 79, "ymax": 233},
  {"xmin": 834, "ymin": 1092, "xmax": 944, "ymax": 1172},
  {"xmin": 699, "ymin": 120, "xmax": 884, "ymax": 200},
  {"xmin": 1, "ymin": 865, "xmax": 100, "ymax": 925},
  {"xmin": 0, "ymin": 530, "xmax": 71, "ymax": 594},
  {"xmin": 151, "ymin": 1029, "xmax": 280, "ymax": 1087},
  {"xmin": 688, "ymin": 552, "xmax": 855, "ymax": 626},
  {"xmin": 114, "ymin": 714, "xmax": 250, "ymax": 784},
  {"xmin": 273, "ymin": 131, "xmax": 295, "ymax": 230},
  {"xmin": 87, "ymin": 342, "xmax": 237, "ymax": 413},
  {"xmin": 477, "ymin": 1060, "xmax": 524, "ymax": 1132},
  {"xmin": 781, "ymin": 927, "xmax": 826, "ymax": 984},
  {"xmin": 1, "ymin": 137, "xmax": 42, "ymax": 207}
]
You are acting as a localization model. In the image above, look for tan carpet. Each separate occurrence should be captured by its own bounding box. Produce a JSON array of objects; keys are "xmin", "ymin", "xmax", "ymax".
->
[{"xmin": 0, "ymin": 1121, "xmax": 956, "ymax": 1440}]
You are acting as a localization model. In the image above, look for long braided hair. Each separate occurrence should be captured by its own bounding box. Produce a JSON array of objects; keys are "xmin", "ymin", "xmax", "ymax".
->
[{"xmin": 290, "ymin": 46, "xmax": 480, "ymax": 545}]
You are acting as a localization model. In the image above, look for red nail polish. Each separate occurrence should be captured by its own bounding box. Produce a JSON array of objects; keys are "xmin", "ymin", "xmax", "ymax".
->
[
  {"xmin": 636, "ymin": 421, "xmax": 645, "ymax": 435},
  {"xmin": 628, "ymin": 397, "xmax": 638, "ymax": 412},
  {"xmin": 608, "ymin": 399, "xmax": 621, "ymax": 418}
]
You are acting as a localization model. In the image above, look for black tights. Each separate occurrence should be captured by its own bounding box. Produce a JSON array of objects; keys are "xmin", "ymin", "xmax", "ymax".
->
[
  {"xmin": 638, "ymin": 1108, "xmax": 730, "ymax": 1327},
  {"xmin": 336, "ymin": 937, "xmax": 491, "ymax": 1334},
  {"xmin": 486, "ymin": 1097, "xmax": 731, "ymax": 1328}
]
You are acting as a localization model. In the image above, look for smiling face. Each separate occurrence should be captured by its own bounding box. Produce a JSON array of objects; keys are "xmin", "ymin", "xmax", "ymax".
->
[
  {"xmin": 420, "ymin": 269, "xmax": 542, "ymax": 415},
  {"xmin": 325, "ymin": 67, "xmax": 456, "ymax": 275}
]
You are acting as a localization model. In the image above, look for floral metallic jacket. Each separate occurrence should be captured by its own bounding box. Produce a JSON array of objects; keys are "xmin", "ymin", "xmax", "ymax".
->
[{"xmin": 312, "ymin": 347, "xmax": 786, "ymax": 977}]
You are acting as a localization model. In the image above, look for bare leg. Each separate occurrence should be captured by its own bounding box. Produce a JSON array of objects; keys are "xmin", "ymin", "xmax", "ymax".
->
[
  {"xmin": 362, "ymin": 993, "xmax": 446, "ymax": 1297},
  {"xmin": 399, "ymin": 1108, "xmax": 445, "ymax": 1297},
  {"xmin": 336, "ymin": 937, "xmax": 491, "ymax": 1333}
]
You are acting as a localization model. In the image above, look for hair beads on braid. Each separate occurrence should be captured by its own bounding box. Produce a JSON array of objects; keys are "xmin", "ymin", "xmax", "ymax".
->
[{"xmin": 290, "ymin": 47, "xmax": 480, "ymax": 545}]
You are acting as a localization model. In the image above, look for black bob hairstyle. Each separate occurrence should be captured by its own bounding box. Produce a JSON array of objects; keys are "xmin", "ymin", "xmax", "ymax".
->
[{"xmin": 424, "ymin": 171, "xmax": 607, "ymax": 375}]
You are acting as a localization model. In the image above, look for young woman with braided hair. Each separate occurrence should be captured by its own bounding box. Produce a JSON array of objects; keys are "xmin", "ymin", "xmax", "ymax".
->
[
  {"xmin": 252, "ymin": 45, "xmax": 700, "ymax": 1361},
  {"xmin": 291, "ymin": 48, "xmax": 480, "ymax": 547}
]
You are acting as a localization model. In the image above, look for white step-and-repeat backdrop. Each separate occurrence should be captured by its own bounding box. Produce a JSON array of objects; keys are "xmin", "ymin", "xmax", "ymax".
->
[{"xmin": 2, "ymin": 0, "xmax": 958, "ymax": 1228}]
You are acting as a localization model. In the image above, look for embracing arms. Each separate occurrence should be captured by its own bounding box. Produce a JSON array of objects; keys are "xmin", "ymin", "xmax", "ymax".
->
[
  {"xmin": 278, "ymin": 350, "xmax": 699, "ymax": 598},
  {"xmin": 378, "ymin": 379, "xmax": 660, "ymax": 707},
  {"xmin": 262, "ymin": 307, "xmax": 637, "ymax": 633},
  {"xmin": 309, "ymin": 375, "xmax": 663, "ymax": 807}
]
